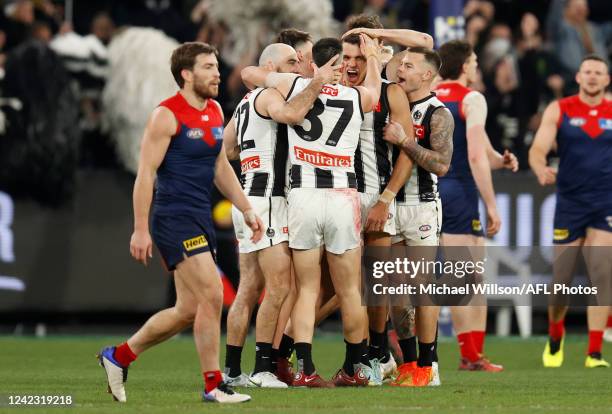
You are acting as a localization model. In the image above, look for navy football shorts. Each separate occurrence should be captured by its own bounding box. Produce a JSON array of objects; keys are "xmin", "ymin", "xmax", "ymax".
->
[
  {"xmin": 439, "ymin": 178, "xmax": 484, "ymax": 237},
  {"xmin": 151, "ymin": 213, "xmax": 217, "ymax": 271},
  {"xmin": 553, "ymin": 193, "xmax": 612, "ymax": 244}
]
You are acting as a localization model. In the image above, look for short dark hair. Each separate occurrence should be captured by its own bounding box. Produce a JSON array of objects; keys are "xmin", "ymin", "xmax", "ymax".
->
[
  {"xmin": 346, "ymin": 14, "xmax": 383, "ymax": 30},
  {"xmin": 312, "ymin": 37, "xmax": 342, "ymax": 67},
  {"xmin": 408, "ymin": 46, "xmax": 442, "ymax": 73},
  {"xmin": 437, "ymin": 40, "xmax": 473, "ymax": 80},
  {"xmin": 170, "ymin": 42, "xmax": 217, "ymax": 88},
  {"xmin": 277, "ymin": 28, "xmax": 312, "ymax": 49},
  {"xmin": 580, "ymin": 53, "xmax": 609, "ymax": 68}
]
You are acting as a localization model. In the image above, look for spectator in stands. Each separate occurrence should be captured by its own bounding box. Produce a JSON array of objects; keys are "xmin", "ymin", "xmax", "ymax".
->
[{"xmin": 547, "ymin": 0, "xmax": 612, "ymax": 92}]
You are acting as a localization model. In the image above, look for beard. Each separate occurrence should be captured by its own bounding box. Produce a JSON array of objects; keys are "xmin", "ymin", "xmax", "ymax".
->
[{"xmin": 193, "ymin": 81, "xmax": 218, "ymax": 100}]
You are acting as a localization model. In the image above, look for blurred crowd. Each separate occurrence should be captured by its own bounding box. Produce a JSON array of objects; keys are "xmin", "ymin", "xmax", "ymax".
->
[{"xmin": 0, "ymin": 0, "xmax": 610, "ymax": 202}]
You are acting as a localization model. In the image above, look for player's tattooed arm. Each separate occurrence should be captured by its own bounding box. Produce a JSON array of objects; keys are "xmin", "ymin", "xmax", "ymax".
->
[{"xmin": 383, "ymin": 108, "xmax": 454, "ymax": 177}]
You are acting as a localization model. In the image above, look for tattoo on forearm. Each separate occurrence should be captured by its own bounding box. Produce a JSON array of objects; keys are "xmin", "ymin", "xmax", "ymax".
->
[
  {"xmin": 391, "ymin": 305, "xmax": 416, "ymax": 339},
  {"xmin": 401, "ymin": 108, "xmax": 454, "ymax": 176}
]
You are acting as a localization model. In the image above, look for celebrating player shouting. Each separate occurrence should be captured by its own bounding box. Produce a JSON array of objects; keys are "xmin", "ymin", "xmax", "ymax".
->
[{"xmin": 383, "ymin": 47, "xmax": 453, "ymax": 386}]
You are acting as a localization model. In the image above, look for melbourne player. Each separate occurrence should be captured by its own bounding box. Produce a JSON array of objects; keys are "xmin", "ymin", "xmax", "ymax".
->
[
  {"xmin": 383, "ymin": 47, "xmax": 453, "ymax": 386},
  {"xmin": 341, "ymin": 15, "xmax": 435, "ymax": 383},
  {"xmin": 435, "ymin": 40, "xmax": 518, "ymax": 372},
  {"xmin": 222, "ymin": 44, "xmax": 336, "ymax": 388},
  {"xmin": 530, "ymin": 54, "xmax": 612, "ymax": 368},
  {"xmin": 98, "ymin": 42, "xmax": 261, "ymax": 404}
]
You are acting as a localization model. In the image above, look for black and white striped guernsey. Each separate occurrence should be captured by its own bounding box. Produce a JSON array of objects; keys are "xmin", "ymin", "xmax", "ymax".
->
[
  {"xmin": 395, "ymin": 92, "xmax": 448, "ymax": 205},
  {"xmin": 354, "ymin": 80, "xmax": 394, "ymax": 194},
  {"xmin": 234, "ymin": 87, "xmax": 289, "ymax": 197},
  {"xmin": 286, "ymin": 77, "xmax": 363, "ymax": 189}
]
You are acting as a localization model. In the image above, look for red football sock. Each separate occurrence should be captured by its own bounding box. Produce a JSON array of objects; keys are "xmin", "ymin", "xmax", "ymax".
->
[
  {"xmin": 457, "ymin": 332, "xmax": 479, "ymax": 362},
  {"xmin": 588, "ymin": 331, "xmax": 604, "ymax": 355},
  {"xmin": 607, "ymin": 316, "xmax": 612, "ymax": 328},
  {"xmin": 548, "ymin": 319, "xmax": 565, "ymax": 341},
  {"xmin": 472, "ymin": 330, "xmax": 486, "ymax": 355},
  {"xmin": 204, "ymin": 370, "xmax": 223, "ymax": 393},
  {"xmin": 114, "ymin": 342, "xmax": 137, "ymax": 368}
]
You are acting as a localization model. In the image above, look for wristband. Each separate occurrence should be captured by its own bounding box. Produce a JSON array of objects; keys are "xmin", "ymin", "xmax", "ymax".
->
[{"xmin": 379, "ymin": 189, "xmax": 396, "ymax": 205}]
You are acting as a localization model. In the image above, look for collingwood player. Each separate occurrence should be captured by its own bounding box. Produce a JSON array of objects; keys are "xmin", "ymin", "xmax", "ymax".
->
[
  {"xmin": 223, "ymin": 43, "xmax": 338, "ymax": 388},
  {"xmin": 341, "ymin": 15, "xmax": 435, "ymax": 383},
  {"xmin": 260, "ymin": 35, "xmax": 382, "ymax": 387},
  {"xmin": 383, "ymin": 47, "xmax": 453, "ymax": 386}
]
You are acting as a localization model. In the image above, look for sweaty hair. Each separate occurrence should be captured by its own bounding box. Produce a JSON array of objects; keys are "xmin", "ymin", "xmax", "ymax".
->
[
  {"xmin": 344, "ymin": 14, "xmax": 383, "ymax": 47},
  {"xmin": 409, "ymin": 46, "xmax": 442, "ymax": 74},
  {"xmin": 170, "ymin": 42, "xmax": 217, "ymax": 88},
  {"xmin": 346, "ymin": 14, "xmax": 383, "ymax": 30},
  {"xmin": 437, "ymin": 40, "xmax": 472, "ymax": 80},
  {"xmin": 312, "ymin": 37, "xmax": 342, "ymax": 67},
  {"xmin": 580, "ymin": 53, "xmax": 609, "ymax": 68},
  {"xmin": 277, "ymin": 28, "xmax": 312, "ymax": 49}
]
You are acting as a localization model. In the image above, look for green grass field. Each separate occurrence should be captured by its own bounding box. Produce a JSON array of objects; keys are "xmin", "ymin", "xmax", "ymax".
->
[{"xmin": 1, "ymin": 334, "xmax": 611, "ymax": 414}]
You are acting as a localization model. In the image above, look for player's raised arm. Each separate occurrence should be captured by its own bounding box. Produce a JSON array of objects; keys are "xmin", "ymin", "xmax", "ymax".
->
[
  {"xmin": 529, "ymin": 101, "xmax": 560, "ymax": 186},
  {"xmin": 130, "ymin": 107, "xmax": 176, "ymax": 265},
  {"xmin": 356, "ymin": 34, "xmax": 382, "ymax": 112},
  {"xmin": 223, "ymin": 117, "xmax": 240, "ymax": 160},
  {"xmin": 214, "ymin": 144, "xmax": 264, "ymax": 242},
  {"xmin": 265, "ymin": 55, "xmax": 339, "ymax": 125},
  {"xmin": 342, "ymin": 27, "xmax": 434, "ymax": 49}
]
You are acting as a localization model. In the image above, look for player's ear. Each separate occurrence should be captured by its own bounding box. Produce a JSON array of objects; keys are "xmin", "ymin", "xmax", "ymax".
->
[
  {"xmin": 180, "ymin": 68, "xmax": 193, "ymax": 85},
  {"xmin": 264, "ymin": 61, "xmax": 275, "ymax": 71}
]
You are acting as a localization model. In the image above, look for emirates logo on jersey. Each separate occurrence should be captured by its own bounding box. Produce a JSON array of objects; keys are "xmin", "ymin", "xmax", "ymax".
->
[
  {"xmin": 241, "ymin": 155, "xmax": 261, "ymax": 173},
  {"xmin": 321, "ymin": 86, "xmax": 338, "ymax": 96},
  {"xmin": 414, "ymin": 125, "xmax": 425, "ymax": 140},
  {"xmin": 294, "ymin": 146, "xmax": 351, "ymax": 168}
]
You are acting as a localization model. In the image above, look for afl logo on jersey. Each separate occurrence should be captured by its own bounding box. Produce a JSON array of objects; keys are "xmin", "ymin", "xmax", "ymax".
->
[
  {"xmin": 187, "ymin": 128, "xmax": 204, "ymax": 139},
  {"xmin": 413, "ymin": 110, "xmax": 422, "ymax": 121},
  {"xmin": 569, "ymin": 117, "xmax": 586, "ymax": 127},
  {"xmin": 599, "ymin": 119, "xmax": 612, "ymax": 130}
]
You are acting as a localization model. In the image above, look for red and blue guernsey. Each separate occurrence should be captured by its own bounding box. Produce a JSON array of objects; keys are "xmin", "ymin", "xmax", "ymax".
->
[
  {"xmin": 150, "ymin": 92, "xmax": 224, "ymax": 270},
  {"xmin": 553, "ymin": 95, "xmax": 612, "ymax": 243},
  {"xmin": 434, "ymin": 81, "xmax": 484, "ymax": 236}
]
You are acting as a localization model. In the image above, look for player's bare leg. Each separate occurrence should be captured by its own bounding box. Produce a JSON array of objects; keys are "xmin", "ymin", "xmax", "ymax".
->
[
  {"xmin": 365, "ymin": 233, "xmax": 392, "ymax": 368},
  {"xmin": 249, "ymin": 242, "xmax": 291, "ymax": 387},
  {"xmin": 583, "ymin": 228, "xmax": 612, "ymax": 367},
  {"xmin": 98, "ymin": 257, "xmax": 200, "ymax": 402},
  {"xmin": 542, "ymin": 238, "xmax": 582, "ymax": 367},
  {"xmin": 442, "ymin": 233, "xmax": 501, "ymax": 371},
  {"xmin": 272, "ymin": 263, "xmax": 297, "ymax": 384},
  {"xmin": 224, "ymin": 252, "xmax": 264, "ymax": 383},
  {"xmin": 291, "ymin": 247, "xmax": 332, "ymax": 386},
  {"xmin": 327, "ymin": 246, "xmax": 369, "ymax": 386}
]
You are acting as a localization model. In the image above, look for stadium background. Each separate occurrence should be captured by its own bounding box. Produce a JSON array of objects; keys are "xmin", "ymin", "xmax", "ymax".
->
[{"xmin": 0, "ymin": 0, "xmax": 610, "ymax": 336}]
